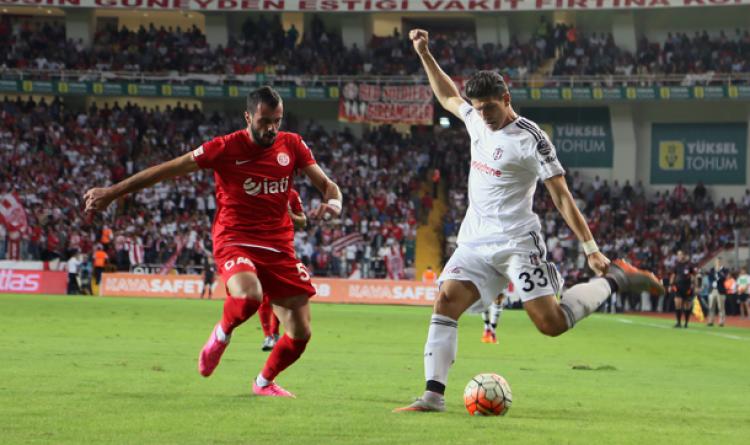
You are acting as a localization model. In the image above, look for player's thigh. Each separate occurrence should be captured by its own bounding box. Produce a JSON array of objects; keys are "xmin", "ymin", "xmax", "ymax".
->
[
  {"xmin": 523, "ymin": 295, "xmax": 567, "ymax": 336},
  {"xmin": 438, "ymin": 245, "xmax": 506, "ymax": 317},
  {"xmin": 215, "ymin": 245, "xmax": 263, "ymax": 300},
  {"xmin": 255, "ymin": 251, "xmax": 316, "ymax": 300},
  {"xmin": 272, "ymin": 295, "xmax": 311, "ymax": 339},
  {"xmin": 226, "ymin": 272, "xmax": 263, "ymax": 301},
  {"xmin": 435, "ymin": 280, "xmax": 481, "ymax": 320},
  {"xmin": 674, "ymin": 296, "xmax": 683, "ymax": 308}
]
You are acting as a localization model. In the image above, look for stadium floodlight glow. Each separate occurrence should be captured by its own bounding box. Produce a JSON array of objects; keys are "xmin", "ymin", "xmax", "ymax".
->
[{"xmin": 439, "ymin": 117, "xmax": 450, "ymax": 128}]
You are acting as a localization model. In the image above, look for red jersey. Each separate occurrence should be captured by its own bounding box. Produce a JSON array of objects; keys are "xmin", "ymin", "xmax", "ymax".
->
[
  {"xmin": 192, "ymin": 129, "xmax": 316, "ymax": 253},
  {"xmin": 288, "ymin": 187, "xmax": 304, "ymax": 214}
]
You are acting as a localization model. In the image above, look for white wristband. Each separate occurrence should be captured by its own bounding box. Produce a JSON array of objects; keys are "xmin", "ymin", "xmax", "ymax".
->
[
  {"xmin": 582, "ymin": 240, "xmax": 599, "ymax": 256},
  {"xmin": 327, "ymin": 199, "xmax": 342, "ymax": 213}
]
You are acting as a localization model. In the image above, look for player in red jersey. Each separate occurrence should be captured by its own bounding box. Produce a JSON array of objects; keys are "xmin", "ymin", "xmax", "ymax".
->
[
  {"xmin": 84, "ymin": 86, "xmax": 342, "ymax": 398},
  {"xmin": 258, "ymin": 186, "xmax": 307, "ymax": 351}
]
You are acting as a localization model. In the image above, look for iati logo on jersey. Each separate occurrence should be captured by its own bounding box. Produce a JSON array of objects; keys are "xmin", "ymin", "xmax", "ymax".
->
[
  {"xmin": 243, "ymin": 177, "xmax": 289, "ymax": 196},
  {"xmin": 492, "ymin": 147, "xmax": 504, "ymax": 160},
  {"xmin": 277, "ymin": 152, "xmax": 290, "ymax": 166}
]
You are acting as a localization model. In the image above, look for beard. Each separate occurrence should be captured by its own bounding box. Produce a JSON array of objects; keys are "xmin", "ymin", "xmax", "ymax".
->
[{"xmin": 251, "ymin": 126, "xmax": 276, "ymax": 147}]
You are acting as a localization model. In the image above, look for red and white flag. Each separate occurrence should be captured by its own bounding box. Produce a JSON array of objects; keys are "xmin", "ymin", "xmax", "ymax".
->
[
  {"xmin": 385, "ymin": 245, "xmax": 405, "ymax": 280},
  {"xmin": 0, "ymin": 193, "xmax": 29, "ymax": 233},
  {"xmin": 330, "ymin": 233, "xmax": 364, "ymax": 253},
  {"xmin": 160, "ymin": 235, "xmax": 186, "ymax": 275}
]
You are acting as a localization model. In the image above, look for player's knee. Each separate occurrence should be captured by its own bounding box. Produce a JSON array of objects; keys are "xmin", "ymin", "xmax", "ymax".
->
[
  {"xmin": 535, "ymin": 317, "xmax": 567, "ymax": 337},
  {"xmin": 288, "ymin": 327, "xmax": 311, "ymax": 341},
  {"xmin": 434, "ymin": 291, "xmax": 461, "ymax": 318},
  {"xmin": 233, "ymin": 287, "xmax": 263, "ymax": 302}
]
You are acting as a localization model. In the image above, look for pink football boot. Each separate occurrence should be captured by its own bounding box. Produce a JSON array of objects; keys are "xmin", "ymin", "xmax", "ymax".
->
[
  {"xmin": 252, "ymin": 381, "xmax": 296, "ymax": 398},
  {"xmin": 198, "ymin": 324, "xmax": 229, "ymax": 377}
]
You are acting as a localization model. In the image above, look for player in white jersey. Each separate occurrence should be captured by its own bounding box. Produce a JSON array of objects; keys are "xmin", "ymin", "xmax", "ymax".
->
[{"xmin": 395, "ymin": 29, "xmax": 665, "ymax": 413}]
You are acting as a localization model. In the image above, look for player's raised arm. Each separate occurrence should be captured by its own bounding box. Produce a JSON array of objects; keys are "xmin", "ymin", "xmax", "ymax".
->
[
  {"xmin": 410, "ymin": 29, "xmax": 465, "ymax": 119},
  {"xmin": 84, "ymin": 152, "xmax": 199, "ymax": 212},
  {"xmin": 302, "ymin": 164, "xmax": 342, "ymax": 220},
  {"xmin": 543, "ymin": 175, "xmax": 610, "ymax": 276}
]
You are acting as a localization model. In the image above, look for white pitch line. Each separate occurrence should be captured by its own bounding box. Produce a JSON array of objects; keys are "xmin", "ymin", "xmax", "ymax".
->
[{"xmin": 610, "ymin": 317, "xmax": 750, "ymax": 342}]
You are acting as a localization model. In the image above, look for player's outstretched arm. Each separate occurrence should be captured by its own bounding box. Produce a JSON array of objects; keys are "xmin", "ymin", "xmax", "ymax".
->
[
  {"xmin": 84, "ymin": 152, "xmax": 199, "ymax": 212},
  {"xmin": 544, "ymin": 175, "xmax": 610, "ymax": 276},
  {"xmin": 409, "ymin": 29, "xmax": 465, "ymax": 119},
  {"xmin": 302, "ymin": 164, "xmax": 342, "ymax": 220}
]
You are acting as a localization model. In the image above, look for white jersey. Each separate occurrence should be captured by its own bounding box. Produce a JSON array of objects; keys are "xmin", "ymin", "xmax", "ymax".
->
[{"xmin": 457, "ymin": 102, "xmax": 565, "ymax": 245}]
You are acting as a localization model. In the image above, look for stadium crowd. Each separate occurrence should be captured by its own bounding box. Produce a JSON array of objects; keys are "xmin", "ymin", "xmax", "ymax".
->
[
  {"xmin": 0, "ymin": 16, "xmax": 541, "ymax": 77},
  {"xmin": 0, "ymin": 96, "xmax": 430, "ymax": 280},
  {"xmin": 9, "ymin": 15, "xmax": 749, "ymax": 80},
  {"xmin": 1, "ymin": 95, "xmax": 749, "ymax": 314},
  {"xmin": 546, "ymin": 22, "xmax": 750, "ymax": 77}
]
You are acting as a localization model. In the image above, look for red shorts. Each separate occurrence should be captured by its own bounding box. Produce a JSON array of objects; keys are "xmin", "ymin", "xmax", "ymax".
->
[{"xmin": 214, "ymin": 245, "xmax": 316, "ymax": 300}]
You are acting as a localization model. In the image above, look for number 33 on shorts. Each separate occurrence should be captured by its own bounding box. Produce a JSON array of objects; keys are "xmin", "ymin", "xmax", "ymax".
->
[{"xmin": 513, "ymin": 263, "xmax": 561, "ymax": 298}]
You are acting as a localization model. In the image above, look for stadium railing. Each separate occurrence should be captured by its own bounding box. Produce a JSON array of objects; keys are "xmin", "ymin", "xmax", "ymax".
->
[{"xmin": 3, "ymin": 68, "xmax": 749, "ymax": 88}]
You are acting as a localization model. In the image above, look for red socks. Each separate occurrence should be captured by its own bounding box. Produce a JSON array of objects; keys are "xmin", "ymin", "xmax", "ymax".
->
[
  {"xmin": 220, "ymin": 296, "xmax": 261, "ymax": 335},
  {"xmin": 258, "ymin": 300, "xmax": 280, "ymax": 337},
  {"xmin": 261, "ymin": 334, "xmax": 309, "ymax": 381}
]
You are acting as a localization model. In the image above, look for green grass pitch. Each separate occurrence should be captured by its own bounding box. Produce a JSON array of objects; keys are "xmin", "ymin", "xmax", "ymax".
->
[{"xmin": 1, "ymin": 294, "xmax": 748, "ymax": 444}]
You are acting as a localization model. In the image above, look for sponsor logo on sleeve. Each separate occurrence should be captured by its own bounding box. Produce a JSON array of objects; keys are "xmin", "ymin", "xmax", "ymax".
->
[{"xmin": 536, "ymin": 139, "xmax": 552, "ymax": 156}]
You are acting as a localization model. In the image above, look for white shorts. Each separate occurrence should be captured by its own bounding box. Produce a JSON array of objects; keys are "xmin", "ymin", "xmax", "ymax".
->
[{"xmin": 437, "ymin": 232, "xmax": 563, "ymax": 313}]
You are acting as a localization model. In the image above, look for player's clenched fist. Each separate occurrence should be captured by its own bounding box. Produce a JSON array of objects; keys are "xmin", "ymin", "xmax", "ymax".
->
[
  {"xmin": 84, "ymin": 187, "xmax": 115, "ymax": 212},
  {"xmin": 587, "ymin": 251, "xmax": 611, "ymax": 277},
  {"xmin": 409, "ymin": 29, "xmax": 429, "ymax": 55},
  {"xmin": 310, "ymin": 201, "xmax": 341, "ymax": 221}
]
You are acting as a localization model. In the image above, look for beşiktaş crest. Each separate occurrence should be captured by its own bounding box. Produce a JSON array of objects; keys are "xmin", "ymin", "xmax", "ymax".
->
[{"xmin": 492, "ymin": 147, "xmax": 504, "ymax": 160}]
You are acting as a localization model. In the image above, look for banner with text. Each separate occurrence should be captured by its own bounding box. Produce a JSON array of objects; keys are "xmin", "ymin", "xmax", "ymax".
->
[
  {"xmin": 4, "ymin": 81, "xmax": 750, "ymax": 103},
  {"xmin": 99, "ymin": 272, "xmax": 439, "ymax": 306},
  {"xmin": 338, "ymin": 82, "xmax": 434, "ymax": 126},
  {"xmin": 520, "ymin": 107, "xmax": 613, "ymax": 167},
  {"xmin": 0, "ymin": 270, "xmax": 67, "ymax": 294},
  {"xmin": 11, "ymin": 0, "xmax": 750, "ymax": 12},
  {"xmin": 650, "ymin": 123, "xmax": 747, "ymax": 184}
]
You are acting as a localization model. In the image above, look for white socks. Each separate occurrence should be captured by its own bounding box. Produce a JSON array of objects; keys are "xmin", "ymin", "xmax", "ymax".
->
[
  {"xmin": 255, "ymin": 374, "xmax": 270, "ymax": 387},
  {"xmin": 424, "ymin": 314, "xmax": 458, "ymax": 386},
  {"xmin": 481, "ymin": 311, "xmax": 491, "ymax": 330},
  {"xmin": 490, "ymin": 302, "xmax": 503, "ymax": 329},
  {"xmin": 559, "ymin": 278, "xmax": 612, "ymax": 328}
]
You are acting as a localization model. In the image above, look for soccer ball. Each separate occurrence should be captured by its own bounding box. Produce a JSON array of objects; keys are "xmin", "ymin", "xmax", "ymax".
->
[{"xmin": 463, "ymin": 373, "xmax": 512, "ymax": 416}]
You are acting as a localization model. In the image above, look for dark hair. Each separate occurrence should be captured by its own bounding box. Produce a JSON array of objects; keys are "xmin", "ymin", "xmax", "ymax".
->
[
  {"xmin": 464, "ymin": 70, "xmax": 508, "ymax": 100},
  {"xmin": 247, "ymin": 86, "xmax": 282, "ymax": 112}
]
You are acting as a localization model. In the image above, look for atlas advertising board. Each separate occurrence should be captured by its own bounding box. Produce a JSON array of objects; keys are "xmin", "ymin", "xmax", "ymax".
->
[{"xmin": 0, "ymin": 269, "xmax": 68, "ymax": 294}]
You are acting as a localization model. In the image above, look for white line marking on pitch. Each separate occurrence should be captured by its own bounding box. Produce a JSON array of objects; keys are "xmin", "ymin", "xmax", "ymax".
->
[{"xmin": 610, "ymin": 317, "xmax": 749, "ymax": 341}]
